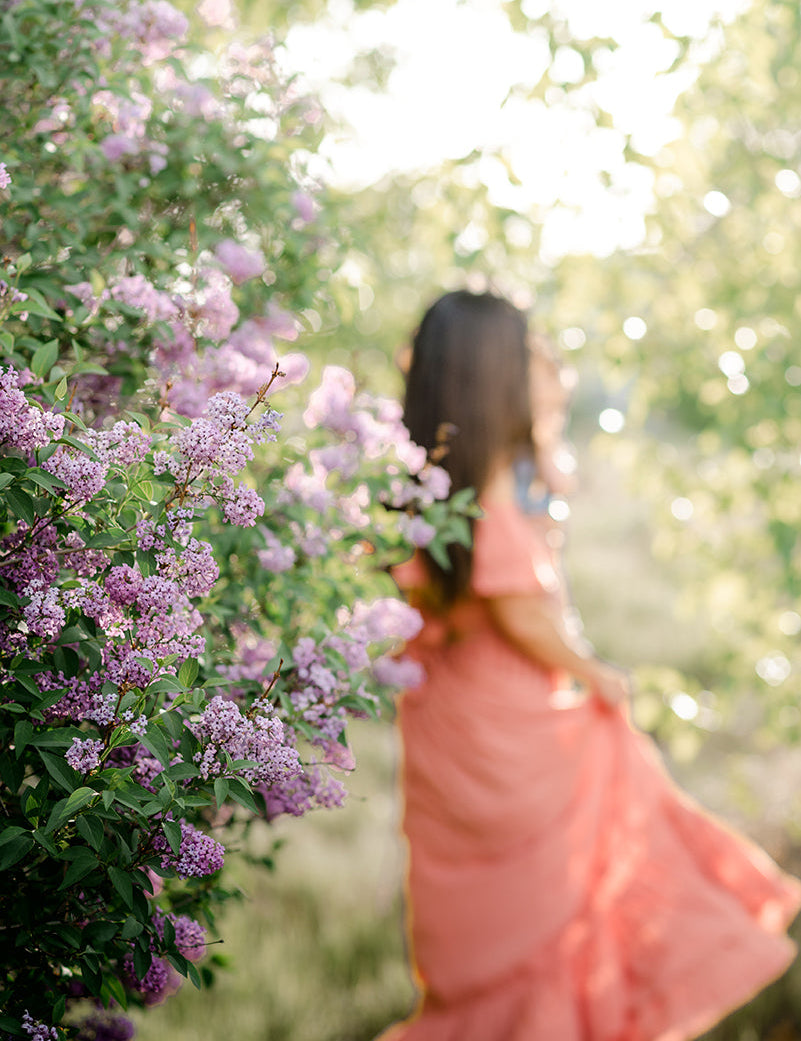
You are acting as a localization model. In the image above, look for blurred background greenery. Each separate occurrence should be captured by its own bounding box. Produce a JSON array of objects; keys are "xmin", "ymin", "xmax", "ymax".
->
[{"xmin": 134, "ymin": 0, "xmax": 801, "ymax": 1036}]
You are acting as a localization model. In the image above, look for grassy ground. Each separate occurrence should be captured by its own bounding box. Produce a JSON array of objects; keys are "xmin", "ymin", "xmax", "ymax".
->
[{"xmin": 132, "ymin": 445, "xmax": 801, "ymax": 1041}]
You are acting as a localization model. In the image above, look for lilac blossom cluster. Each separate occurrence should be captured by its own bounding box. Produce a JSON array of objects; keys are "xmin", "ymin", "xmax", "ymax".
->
[
  {"xmin": 154, "ymin": 391, "xmax": 279, "ymax": 526},
  {"xmin": 122, "ymin": 952, "xmax": 181, "ymax": 1008},
  {"xmin": 92, "ymin": 0, "xmax": 189, "ymax": 65},
  {"xmin": 0, "ymin": 366, "xmax": 64, "ymax": 452},
  {"xmin": 260, "ymin": 764, "xmax": 347, "ymax": 821},
  {"xmin": 21, "ymin": 1013, "xmax": 59, "ymax": 1041},
  {"xmin": 0, "ymin": 161, "xmax": 11, "ymax": 190},
  {"xmin": 75, "ymin": 1012, "xmax": 135, "ymax": 1041},
  {"xmin": 43, "ymin": 419, "xmax": 153, "ymax": 505},
  {"xmin": 158, "ymin": 309, "xmax": 309, "ymax": 419},
  {"xmin": 65, "ymin": 736, "xmax": 104, "ymax": 773},
  {"xmin": 288, "ymin": 365, "xmax": 452, "ymax": 550},
  {"xmin": 154, "ymin": 820, "xmax": 225, "ymax": 878},
  {"xmin": 190, "ymin": 694, "xmax": 302, "ymax": 787},
  {"xmin": 120, "ymin": 909, "xmax": 206, "ymax": 1008}
]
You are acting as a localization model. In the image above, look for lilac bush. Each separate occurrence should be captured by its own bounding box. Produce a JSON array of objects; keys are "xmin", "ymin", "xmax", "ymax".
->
[{"xmin": 0, "ymin": 1, "xmax": 475, "ymax": 1038}]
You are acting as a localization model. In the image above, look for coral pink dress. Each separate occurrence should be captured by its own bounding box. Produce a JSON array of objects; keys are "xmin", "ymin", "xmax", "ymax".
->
[{"xmin": 380, "ymin": 499, "xmax": 800, "ymax": 1041}]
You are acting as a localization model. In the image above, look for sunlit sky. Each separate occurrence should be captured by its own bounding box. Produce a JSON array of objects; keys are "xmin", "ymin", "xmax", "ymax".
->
[{"xmin": 282, "ymin": 0, "xmax": 749, "ymax": 258}]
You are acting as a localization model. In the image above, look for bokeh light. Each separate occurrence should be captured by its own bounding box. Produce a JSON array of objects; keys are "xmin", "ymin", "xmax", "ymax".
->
[{"xmin": 598, "ymin": 407, "xmax": 625, "ymax": 432}]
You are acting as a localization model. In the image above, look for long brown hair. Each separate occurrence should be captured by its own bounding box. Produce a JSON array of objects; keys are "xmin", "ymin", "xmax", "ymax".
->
[{"xmin": 403, "ymin": 289, "xmax": 534, "ymax": 604}]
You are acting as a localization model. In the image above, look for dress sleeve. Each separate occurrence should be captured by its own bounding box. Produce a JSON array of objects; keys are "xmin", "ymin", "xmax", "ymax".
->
[{"xmin": 470, "ymin": 500, "xmax": 560, "ymax": 599}]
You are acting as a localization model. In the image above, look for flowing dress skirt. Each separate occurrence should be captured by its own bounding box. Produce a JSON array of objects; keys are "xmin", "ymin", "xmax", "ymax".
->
[{"xmin": 380, "ymin": 501, "xmax": 801, "ymax": 1041}]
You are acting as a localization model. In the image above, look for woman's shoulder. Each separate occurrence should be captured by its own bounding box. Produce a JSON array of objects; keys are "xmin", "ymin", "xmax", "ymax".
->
[{"xmin": 473, "ymin": 474, "xmax": 558, "ymax": 599}]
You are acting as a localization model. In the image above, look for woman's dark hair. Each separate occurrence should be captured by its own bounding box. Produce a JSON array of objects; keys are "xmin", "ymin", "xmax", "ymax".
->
[{"xmin": 403, "ymin": 289, "xmax": 534, "ymax": 604}]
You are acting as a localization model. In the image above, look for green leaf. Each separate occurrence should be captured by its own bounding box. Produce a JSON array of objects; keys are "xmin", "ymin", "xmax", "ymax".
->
[
  {"xmin": 162, "ymin": 817, "xmax": 182, "ymax": 855},
  {"xmin": 100, "ymin": 974, "xmax": 128, "ymax": 1010},
  {"xmin": 121, "ymin": 915, "xmax": 143, "ymax": 939},
  {"xmin": 133, "ymin": 942, "xmax": 153, "ymax": 980},
  {"xmin": 32, "ymin": 828, "xmax": 59, "ymax": 856},
  {"xmin": 31, "ymin": 727, "xmax": 83, "ymax": 748},
  {"xmin": 5, "ymin": 487, "xmax": 35, "ymax": 526},
  {"xmin": 27, "ymin": 468, "xmax": 67, "ymax": 493},
  {"xmin": 30, "ymin": 339, "xmax": 60, "ymax": 378},
  {"xmin": 214, "ymin": 777, "xmax": 229, "ymax": 807},
  {"xmin": 59, "ymin": 847, "xmax": 99, "ymax": 889},
  {"xmin": 13, "ymin": 719, "xmax": 34, "ymax": 756},
  {"xmin": 46, "ymin": 785, "xmax": 97, "ymax": 832},
  {"xmin": 22, "ymin": 287, "xmax": 60, "ymax": 318},
  {"xmin": 55, "ymin": 376, "xmax": 69, "ymax": 401},
  {"xmin": 83, "ymin": 919, "xmax": 118, "ymax": 947},
  {"xmin": 228, "ymin": 776, "xmax": 257, "ymax": 812},
  {"xmin": 147, "ymin": 675, "xmax": 184, "ymax": 694},
  {"xmin": 39, "ymin": 749, "xmax": 82, "ymax": 794},
  {"xmin": 139, "ymin": 724, "xmax": 172, "ymax": 766},
  {"xmin": 75, "ymin": 813, "xmax": 105, "ymax": 851},
  {"xmin": 178, "ymin": 657, "xmax": 199, "ymax": 688},
  {"xmin": 0, "ymin": 828, "xmax": 34, "ymax": 870},
  {"xmin": 57, "ymin": 432, "xmax": 97, "ymax": 457},
  {"xmin": 161, "ymin": 710, "xmax": 185, "ymax": 741},
  {"xmin": 108, "ymin": 865, "xmax": 133, "ymax": 907}
]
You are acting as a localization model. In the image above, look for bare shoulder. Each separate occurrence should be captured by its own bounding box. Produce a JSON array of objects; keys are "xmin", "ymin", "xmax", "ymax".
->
[{"xmin": 481, "ymin": 464, "xmax": 516, "ymax": 507}]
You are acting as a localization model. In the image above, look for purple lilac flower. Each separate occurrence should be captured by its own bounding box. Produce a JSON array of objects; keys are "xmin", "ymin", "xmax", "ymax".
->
[
  {"xmin": 281, "ymin": 461, "xmax": 333, "ymax": 514},
  {"xmin": 197, "ymin": 0, "xmax": 233, "ymax": 27},
  {"xmin": 0, "ymin": 522, "xmax": 59, "ymax": 593},
  {"xmin": 98, "ymin": 0, "xmax": 189, "ymax": 65},
  {"xmin": 398, "ymin": 513, "xmax": 437, "ymax": 548},
  {"xmin": 101, "ymin": 133, "xmax": 141, "ymax": 161},
  {"xmin": 62, "ymin": 531, "xmax": 108, "ymax": 578},
  {"xmin": 156, "ymin": 539, "xmax": 219, "ymax": 598},
  {"xmin": 217, "ymin": 477, "xmax": 264, "ymax": 526},
  {"xmin": 0, "ymin": 366, "xmax": 65, "ymax": 451},
  {"xmin": 32, "ymin": 98, "xmax": 73, "ymax": 137},
  {"xmin": 133, "ymin": 574, "xmax": 205, "ymax": 662},
  {"xmin": 43, "ymin": 446, "xmax": 108, "ymax": 503},
  {"xmin": 69, "ymin": 582, "xmax": 126, "ymax": 636},
  {"xmin": 257, "ymin": 528, "xmax": 296, "ymax": 573},
  {"xmin": 66, "ymin": 736, "xmax": 104, "ymax": 773},
  {"xmin": 105, "ymin": 564, "xmax": 144, "ymax": 606},
  {"xmin": 303, "ymin": 366, "xmax": 357, "ymax": 434},
  {"xmin": 109, "ymin": 273, "xmax": 177, "ymax": 323},
  {"xmin": 75, "ymin": 1013, "xmax": 136, "ymax": 1041},
  {"xmin": 0, "ymin": 162, "xmax": 11, "ymax": 189},
  {"xmin": 291, "ymin": 189, "xmax": 316, "ymax": 224},
  {"xmin": 173, "ymin": 913, "xmax": 207, "ymax": 960},
  {"xmin": 349, "ymin": 597, "xmax": 424, "ymax": 643},
  {"xmin": 194, "ymin": 269, "xmax": 239, "ymax": 341},
  {"xmin": 103, "ymin": 647, "xmax": 157, "ymax": 690},
  {"xmin": 41, "ymin": 670, "xmax": 104, "ymax": 723},
  {"xmin": 23, "ymin": 582, "xmax": 65, "ymax": 639},
  {"xmin": 371, "ymin": 653, "xmax": 425, "ymax": 690},
  {"xmin": 157, "ymin": 821, "xmax": 224, "ymax": 878},
  {"xmin": 122, "ymin": 951, "xmax": 180, "ymax": 1006},
  {"xmin": 260, "ymin": 764, "xmax": 347, "ymax": 821},
  {"xmin": 169, "ymin": 417, "xmax": 248, "ymax": 477},
  {"xmin": 310, "ymin": 442, "xmax": 360, "ymax": 480},
  {"xmin": 214, "ymin": 238, "xmax": 266, "ymax": 285},
  {"xmin": 190, "ymin": 694, "xmax": 301, "ymax": 786},
  {"xmin": 21, "ymin": 1012, "xmax": 58, "ymax": 1041},
  {"xmin": 216, "ymin": 632, "xmax": 277, "ymax": 688},
  {"xmin": 83, "ymin": 420, "xmax": 152, "ymax": 467},
  {"xmin": 417, "ymin": 463, "xmax": 451, "ymax": 503}
]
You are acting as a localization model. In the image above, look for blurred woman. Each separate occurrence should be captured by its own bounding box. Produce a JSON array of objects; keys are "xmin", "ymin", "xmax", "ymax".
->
[{"xmin": 378, "ymin": 288, "xmax": 800, "ymax": 1041}]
